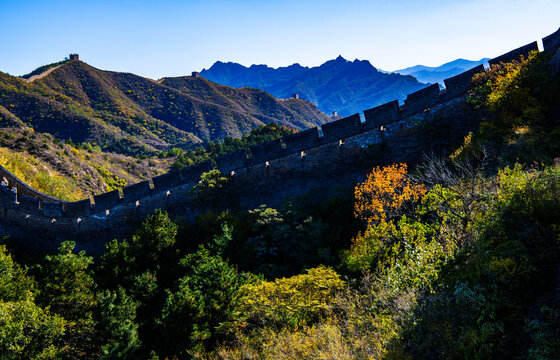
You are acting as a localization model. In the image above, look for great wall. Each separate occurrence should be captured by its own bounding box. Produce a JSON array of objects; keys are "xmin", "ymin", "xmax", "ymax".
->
[{"xmin": 2, "ymin": 28, "xmax": 560, "ymax": 254}]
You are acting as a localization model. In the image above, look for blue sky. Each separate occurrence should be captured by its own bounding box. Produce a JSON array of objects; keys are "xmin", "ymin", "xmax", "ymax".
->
[{"xmin": 1, "ymin": 0, "xmax": 559, "ymax": 79}]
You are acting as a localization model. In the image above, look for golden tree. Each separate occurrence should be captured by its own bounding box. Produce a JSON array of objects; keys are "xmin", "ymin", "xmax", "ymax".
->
[{"xmin": 354, "ymin": 163, "xmax": 426, "ymax": 224}]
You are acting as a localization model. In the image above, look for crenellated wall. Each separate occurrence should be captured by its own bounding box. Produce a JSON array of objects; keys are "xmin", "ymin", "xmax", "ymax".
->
[
  {"xmin": 543, "ymin": 27, "xmax": 560, "ymax": 53},
  {"xmin": 321, "ymin": 113, "xmax": 362, "ymax": 141},
  {"xmin": 1, "ymin": 28, "xmax": 558, "ymax": 254},
  {"xmin": 444, "ymin": 64, "xmax": 486, "ymax": 97},
  {"xmin": 403, "ymin": 83, "xmax": 442, "ymax": 114},
  {"xmin": 363, "ymin": 100, "xmax": 400, "ymax": 130},
  {"xmin": 488, "ymin": 41, "xmax": 539, "ymax": 66}
]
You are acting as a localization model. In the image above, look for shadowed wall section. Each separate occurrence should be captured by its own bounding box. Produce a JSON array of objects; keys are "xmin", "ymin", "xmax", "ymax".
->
[
  {"xmin": 488, "ymin": 41, "xmax": 539, "ymax": 66},
  {"xmin": 364, "ymin": 100, "xmax": 400, "ymax": 129},
  {"xmin": 404, "ymin": 84, "xmax": 442, "ymax": 114},
  {"xmin": 321, "ymin": 114, "xmax": 362, "ymax": 141},
  {"xmin": 444, "ymin": 64, "xmax": 485, "ymax": 97}
]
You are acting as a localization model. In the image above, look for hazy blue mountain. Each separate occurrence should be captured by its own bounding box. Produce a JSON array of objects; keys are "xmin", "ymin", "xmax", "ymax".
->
[
  {"xmin": 200, "ymin": 56, "xmax": 429, "ymax": 117},
  {"xmin": 393, "ymin": 58, "xmax": 490, "ymax": 86}
]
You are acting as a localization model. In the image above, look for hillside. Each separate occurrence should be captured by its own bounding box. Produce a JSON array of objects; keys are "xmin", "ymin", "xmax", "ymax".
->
[
  {"xmin": 200, "ymin": 56, "xmax": 429, "ymax": 116},
  {"xmin": 0, "ymin": 59, "xmax": 330, "ymax": 156},
  {"xmin": 393, "ymin": 58, "xmax": 490, "ymax": 85},
  {"xmin": 0, "ymin": 127, "xmax": 172, "ymax": 200}
]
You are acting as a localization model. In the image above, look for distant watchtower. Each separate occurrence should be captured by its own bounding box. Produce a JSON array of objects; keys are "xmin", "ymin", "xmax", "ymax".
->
[
  {"xmin": 292, "ymin": 94, "xmax": 299, "ymax": 99},
  {"xmin": 191, "ymin": 71, "xmax": 200, "ymax": 78},
  {"xmin": 69, "ymin": 54, "xmax": 79, "ymax": 61}
]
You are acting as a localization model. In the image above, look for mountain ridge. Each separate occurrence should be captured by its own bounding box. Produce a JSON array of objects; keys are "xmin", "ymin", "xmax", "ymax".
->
[
  {"xmin": 200, "ymin": 56, "xmax": 429, "ymax": 117},
  {"xmin": 0, "ymin": 59, "xmax": 330, "ymax": 156}
]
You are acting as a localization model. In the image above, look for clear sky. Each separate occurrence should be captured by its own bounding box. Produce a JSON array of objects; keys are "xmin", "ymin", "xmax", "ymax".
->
[{"xmin": 1, "ymin": 0, "xmax": 559, "ymax": 79}]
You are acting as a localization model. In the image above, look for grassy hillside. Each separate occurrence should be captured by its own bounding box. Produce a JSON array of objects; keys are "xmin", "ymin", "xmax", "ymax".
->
[
  {"xmin": 0, "ymin": 127, "xmax": 172, "ymax": 200},
  {"xmin": 0, "ymin": 60, "xmax": 330, "ymax": 157},
  {"xmin": 0, "ymin": 123, "xmax": 297, "ymax": 200}
]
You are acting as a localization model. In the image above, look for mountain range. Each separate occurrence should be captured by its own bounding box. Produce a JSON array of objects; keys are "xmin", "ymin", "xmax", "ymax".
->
[
  {"xmin": 0, "ymin": 59, "xmax": 330, "ymax": 156},
  {"xmin": 392, "ymin": 58, "xmax": 490, "ymax": 85},
  {"xmin": 200, "ymin": 56, "xmax": 430, "ymax": 117},
  {"xmin": 200, "ymin": 57, "xmax": 491, "ymax": 117}
]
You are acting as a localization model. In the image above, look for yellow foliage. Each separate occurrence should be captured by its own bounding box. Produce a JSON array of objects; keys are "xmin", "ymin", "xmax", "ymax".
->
[
  {"xmin": 240, "ymin": 266, "xmax": 344, "ymax": 329},
  {"xmin": 0, "ymin": 149, "xmax": 82, "ymax": 201},
  {"xmin": 354, "ymin": 163, "xmax": 425, "ymax": 224},
  {"xmin": 259, "ymin": 324, "xmax": 355, "ymax": 360}
]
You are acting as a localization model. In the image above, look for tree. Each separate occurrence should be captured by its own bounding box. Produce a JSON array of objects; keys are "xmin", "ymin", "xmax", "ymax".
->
[
  {"xmin": 244, "ymin": 206, "xmax": 326, "ymax": 278},
  {"xmin": 35, "ymin": 241, "xmax": 97, "ymax": 357},
  {"xmin": 98, "ymin": 209, "xmax": 178, "ymax": 289},
  {"xmin": 191, "ymin": 169, "xmax": 231, "ymax": 205},
  {"xmin": 0, "ymin": 245, "xmax": 66, "ymax": 359},
  {"xmin": 157, "ymin": 246, "xmax": 253, "ymax": 357},
  {"xmin": 0, "ymin": 298, "xmax": 66, "ymax": 360},
  {"xmin": 132, "ymin": 209, "xmax": 178, "ymax": 258},
  {"xmin": 240, "ymin": 266, "xmax": 345, "ymax": 330},
  {"xmin": 0, "ymin": 245, "xmax": 35, "ymax": 302},
  {"xmin": 96, "ymin": 287, "xmax": 142, "ymax": 359},
  {"xmin": 354, "ymin": 163, "xmax": 425, "ymax": 224}
]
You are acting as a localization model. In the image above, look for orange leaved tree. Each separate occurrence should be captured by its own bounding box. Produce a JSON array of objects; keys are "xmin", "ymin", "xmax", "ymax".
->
[{"xmin": 354, "ymin": 163, "xmax": 426, "ymax": 224}]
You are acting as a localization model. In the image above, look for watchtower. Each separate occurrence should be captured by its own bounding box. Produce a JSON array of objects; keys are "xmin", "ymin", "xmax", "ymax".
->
[
  {"xmin": 292, "ymin": 94, "xmax": 300, "ymax": 99},
  {"xmin": 69, "ymin": 54, "xmax": 79, "ymax": 61},
  {"xmin": 192, "ymin": 71, "xmax": 200, "ymax": 78}
]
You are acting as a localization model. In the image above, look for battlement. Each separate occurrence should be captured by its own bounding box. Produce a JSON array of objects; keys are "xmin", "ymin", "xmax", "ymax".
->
[
  {"xmin": 215, "ymin": 150, "xmax": 248, "ymax": 174},
  {"xmin": 363, "ymin": 100, "xmax": 400, "ymax": 130},
  {"xmin": 0, "ymin": 164, "xmax": 66, "ymax": 203},
  {"xmin": 2, "ymin": 27, "xmax": 559, "ymax": 254},
  {"xmin": 122, "ymin": 180, "xmax": 152, "ymax": 202},
  {"xmin": 92, "ymin": 190, "xmax": 122, "ymax": 213},
  {"xmin": 248, "ymin": 140, "xmax": 284, "ymax": 165},
  {"xmin": 179, "ymin": 161, "xmax": 213, "ymax": 185},
  {"xmin": 444, "ymin": 64, "xmax": 485, "ymax": 97},
  {"xmin": 283, "ymin": 127, "xmax": 321, "ymax": 153},
  {"xmin": 403, "ymin": 84, "xmax": 442, "ymax": 114},
  {"xmin": 543, "ymin": 27, "xmax": 560, "ymax": 54},
  {"xmin": 152, "ymin": 170, "xmax": 183, "ymax": 192},
  {"xmin": 321, "ymin": 114, "xmax": 362, "ymax": 141},
  {"xmin": 488, "ymin": 41, "xmax": 539, "ymax": 66}
]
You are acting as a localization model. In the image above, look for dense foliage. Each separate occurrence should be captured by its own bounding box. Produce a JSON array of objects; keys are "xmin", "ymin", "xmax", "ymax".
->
[{"xmin": 465, "ymin": 50, "xmax": 560, "ymax": 164}]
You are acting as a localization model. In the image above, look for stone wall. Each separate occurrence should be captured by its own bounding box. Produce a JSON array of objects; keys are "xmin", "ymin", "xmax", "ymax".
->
[
  {"xmin": 488, "ymin": 41, "xmax": 539, "ymax": 66},
  {"xmin": 543, "ymin": 27, "xmax": 560, "ymax": 54}
]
